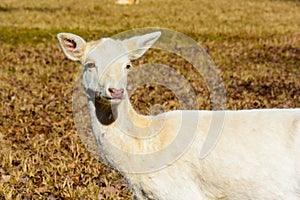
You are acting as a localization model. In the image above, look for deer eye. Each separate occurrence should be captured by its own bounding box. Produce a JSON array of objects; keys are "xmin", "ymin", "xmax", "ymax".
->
[
  {"xmin": 126, "ymin": 64, "xmax": 132, "ymax": 69},
  {"xmin": 85, "ymin": 63, "xmax": 96, "ymax": 69}
]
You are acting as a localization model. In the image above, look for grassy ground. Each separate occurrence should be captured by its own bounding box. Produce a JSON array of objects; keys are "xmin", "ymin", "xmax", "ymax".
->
[{"xmin": 0, "ymin": 0, "xmax": 299, "ymax": 199}]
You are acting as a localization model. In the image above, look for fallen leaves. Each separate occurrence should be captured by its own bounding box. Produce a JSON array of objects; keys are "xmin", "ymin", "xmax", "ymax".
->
[{"xmin": 1, "ymin": 175, "xmax": 11, "ymax": 183}]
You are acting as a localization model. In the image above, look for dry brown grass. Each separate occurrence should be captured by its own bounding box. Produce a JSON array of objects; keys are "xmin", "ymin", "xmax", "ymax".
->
[
  {"xmin": 0, "ymin": 0, "xmax": 299, "ymax": 199},
  {"xmin": 0, "ymin": 0, "xmax": 299, "ymax": 35}
]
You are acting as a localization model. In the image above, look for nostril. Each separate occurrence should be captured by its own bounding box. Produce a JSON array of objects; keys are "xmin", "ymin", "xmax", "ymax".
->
[{"xmin": 108, "ymin": 88, "xmax": 115, "ymax": 94}]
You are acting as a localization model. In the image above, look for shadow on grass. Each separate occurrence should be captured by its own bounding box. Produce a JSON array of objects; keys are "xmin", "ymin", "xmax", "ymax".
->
[{"xmin": 0, "ymin": 5, "xmax": 69, "ymax": 13}]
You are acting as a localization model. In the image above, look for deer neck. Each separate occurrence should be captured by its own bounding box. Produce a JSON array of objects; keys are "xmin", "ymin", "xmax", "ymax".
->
[
  {"xmin": 88, "ymin": 94, "xmax": 154, "ymax": 138},
  {"xmin": 87, "ymin": 93, "xmax": 162, "ymax": 166}
]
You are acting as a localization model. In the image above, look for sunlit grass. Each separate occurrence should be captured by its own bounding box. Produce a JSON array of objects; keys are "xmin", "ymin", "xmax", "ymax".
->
[{"xmin": 0, "ymin": 0, "xmax": 299, "ymax": 35}]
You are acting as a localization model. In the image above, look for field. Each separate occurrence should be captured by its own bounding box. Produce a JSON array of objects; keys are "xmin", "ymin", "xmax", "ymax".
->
[{"xmin": 0, "ymin": 0, "xmax": 299, "ymax": 199}]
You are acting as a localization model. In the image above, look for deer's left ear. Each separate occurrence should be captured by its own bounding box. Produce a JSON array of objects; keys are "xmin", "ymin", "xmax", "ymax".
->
[
  {"xmin": 57, "ymin": 33, "xmax": 86, "ymax": 62},
  {"xmin": 122, "ymin": 32, "xmax": 161, "ymax": 60}
]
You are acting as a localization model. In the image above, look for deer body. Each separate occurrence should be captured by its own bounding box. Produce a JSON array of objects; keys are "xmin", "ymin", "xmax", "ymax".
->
[
  {"xmin": 58, "ymin": 32, "xmax": 300, "ymax": 199},
  {"xmin": 116, "ymin": 0, "xmax": 139, "ymax": 5}
]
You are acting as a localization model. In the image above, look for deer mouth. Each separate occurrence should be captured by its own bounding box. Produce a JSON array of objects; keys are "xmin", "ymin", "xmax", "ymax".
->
[
  {"xmin": 104, "ymin": 96, "xmax": 123, "ymax": 102},
  {"xmin": 95, "ymin": 94, "xmax": 124, "ymax": 104}
]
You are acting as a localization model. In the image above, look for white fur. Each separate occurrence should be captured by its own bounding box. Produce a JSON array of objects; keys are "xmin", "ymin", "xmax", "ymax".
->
[{"xmin": 58, "ymin": 32, "xmax": 300, "ymax": 199}]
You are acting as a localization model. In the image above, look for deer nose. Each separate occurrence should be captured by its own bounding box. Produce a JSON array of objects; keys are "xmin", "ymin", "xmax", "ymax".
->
[{"xmin": 108, "ymin": 88, "xmax": 124, "ymax": 99}]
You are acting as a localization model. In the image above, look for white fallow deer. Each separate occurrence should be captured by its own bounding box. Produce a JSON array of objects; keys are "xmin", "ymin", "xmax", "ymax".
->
[
  {"xmin": 116, "ymin": 0, "xmax": 139, "ymax": 5},
  {"xmin": 57, "ymin": 32, "xmax": 300, "ymax": 200}
]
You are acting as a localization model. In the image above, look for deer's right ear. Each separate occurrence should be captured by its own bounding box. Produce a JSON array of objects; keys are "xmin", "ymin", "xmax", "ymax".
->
[{"xmin": 57, "ymin": 33, "xmax": 86, "ymax": 62}]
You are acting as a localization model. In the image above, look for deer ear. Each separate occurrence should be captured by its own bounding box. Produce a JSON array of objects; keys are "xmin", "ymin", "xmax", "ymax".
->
[
  {"xmin": 122, "ymin": 32, "xmax": 161, "ymax": 60},
  {"xmin": 57, "ymin": 33, "xmax": 86, "ymax": 61}
]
